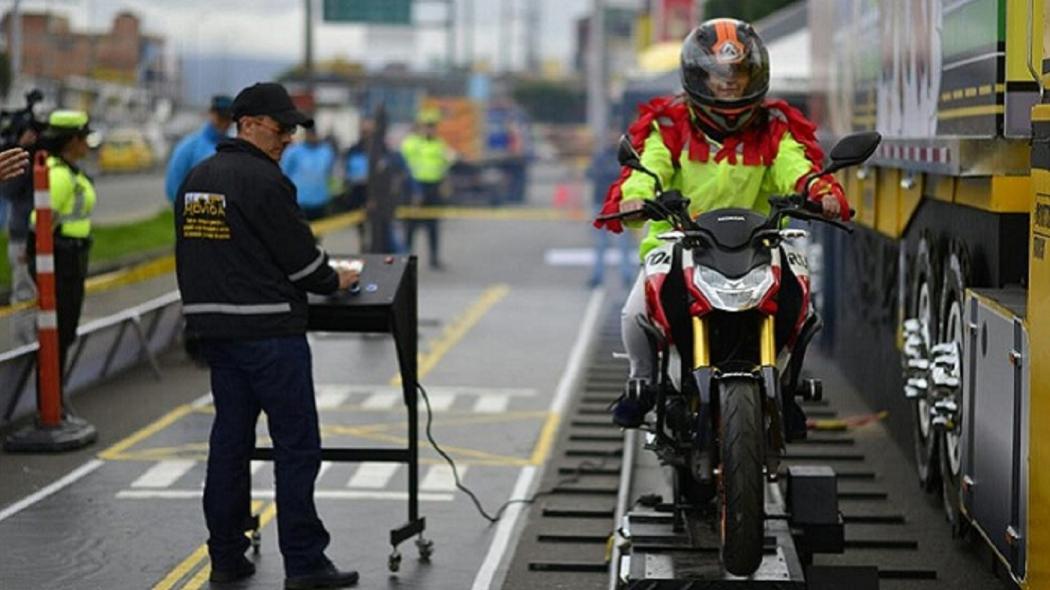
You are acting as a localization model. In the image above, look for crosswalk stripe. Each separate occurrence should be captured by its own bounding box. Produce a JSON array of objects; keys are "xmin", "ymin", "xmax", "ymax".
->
[
  {"xmin": 421, "ymin": 465, "xmax": 465, "ymax": 492},
  {"xmin": 347, "ymin": 463, "xmax": 400, "ymax": 489},
  {"xmin": 250, "ymin": 461, "xmax": 266, "ymax": 476},
  {"xmin": 361, "ymin": 392, "xmax": 400, "ymax": 410},
  {"xmin": 472, "ymin": 396, "xmax": 511, "ymax": 413},
  {"xmin": 317, "ymin": 461, "xmax": 334, "ymax": 481},
  {"xmin": 131, "ymin": 460, "xmax": 196, "ymax": 488},
  {"xmin": 424, "ymin": 392, "xmax": 455, "ymax": 412},
  {"xmin": 316, "ymin": 385, "xmax": 352, "ymax": 409}
]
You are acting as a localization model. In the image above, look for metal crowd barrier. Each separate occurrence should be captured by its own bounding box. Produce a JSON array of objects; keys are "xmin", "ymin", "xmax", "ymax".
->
[{"xmin": 0, "ymin": 290, "xmax": 183, "ymax": 426}]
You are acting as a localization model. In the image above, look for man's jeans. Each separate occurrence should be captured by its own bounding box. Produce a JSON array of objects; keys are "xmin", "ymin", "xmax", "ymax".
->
[{"xmin": 201, "ymin": 335, "xmax": 331, "ymax": 576}]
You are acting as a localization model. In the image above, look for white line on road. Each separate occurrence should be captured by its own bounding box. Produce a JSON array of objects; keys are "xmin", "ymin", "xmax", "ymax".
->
[
  {"xmin": 361, "ymin": 392, "xmax": 399, "ymax": 410},
  {"xmin": 470, "ymin": 288, "xmax": 606, "ymax": 589},
  {"xmin": 424, "ymin": 392, "xmax": 456, "ymax": 412},
  {"xmin": 472, "ymin": 396, "xmax": 511, "ymax": 413},
  {"xmin": 0, "ymin": 460, "xmax": 104, "ymax": 523},
  {"xmin": 470, "ymin": 466, "xmax": 537, "ymax": 590},
  {"xmin": 421, "ymin": 465, "xmax": 466, "ymax": 492},
  {"xmin": 346, "ymin": 463, "xmax": 400, "ymax": 489},
  {"xmin": 115, "ymin": 489, "xmax": 454, "ymax": 502},
  {"xmin": 315, "ymin": 385, "xmax": 352, "ymax": 409},
  {"xmin": 130, "ymin": 459, "xmax": 196, "ymax": 488}
]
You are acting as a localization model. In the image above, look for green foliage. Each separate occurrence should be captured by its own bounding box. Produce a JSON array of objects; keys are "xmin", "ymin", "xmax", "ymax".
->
[
  {"xmin": 511, "ymin": 80, "xmax": 587, "ymax": 124},
  {"xmin": 702, "ymin": 0, "xmax": 799, "ymax": 23},
  {"xmin": 0, "ymin": 209, "xmax": 175, "ymax": 292}
]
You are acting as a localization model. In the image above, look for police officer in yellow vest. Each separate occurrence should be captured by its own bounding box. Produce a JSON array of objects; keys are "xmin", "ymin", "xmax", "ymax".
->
[
  {"xmin": 400, "ymin": 108, "xmax": 451, "ymax": 269},
  {"xmin": 29, "ymin": 110, "xmax": 96, "ymax": 371}
]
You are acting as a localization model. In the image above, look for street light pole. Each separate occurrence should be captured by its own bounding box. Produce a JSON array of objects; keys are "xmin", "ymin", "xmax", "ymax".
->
[
  {"xmin": 587, "ymin": 0, "xmax": 608, "ymax": 151},
  {"xmin": 304, "ymin": 0, "xmax": 315, "ymax": 93},
  {"xmin": 446, "ymin": 0, "xmax": 457, "ymax": 69}
]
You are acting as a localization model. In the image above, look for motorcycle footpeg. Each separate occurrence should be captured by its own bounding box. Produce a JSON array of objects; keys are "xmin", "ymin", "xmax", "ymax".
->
[{"xmin": 797, "ymin": 378, "xmax": 823, "ymax": 401}]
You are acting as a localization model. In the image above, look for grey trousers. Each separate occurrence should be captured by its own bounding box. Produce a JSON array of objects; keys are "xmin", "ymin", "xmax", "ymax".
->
[{"xmin": 621, "ymin": 271, "xmax": 654, "ymax": 383}]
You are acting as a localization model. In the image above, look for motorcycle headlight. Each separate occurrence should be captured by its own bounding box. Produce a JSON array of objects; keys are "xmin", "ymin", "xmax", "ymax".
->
[{"xmin": 694, "ymin": 264, "xmax": 775, "ymax": 312}]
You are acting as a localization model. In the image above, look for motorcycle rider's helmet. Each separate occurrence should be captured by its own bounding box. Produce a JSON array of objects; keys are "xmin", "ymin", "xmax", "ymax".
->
[{"xmin": 680, "ymin": 18, "xmax": 770, "ymax": 136}]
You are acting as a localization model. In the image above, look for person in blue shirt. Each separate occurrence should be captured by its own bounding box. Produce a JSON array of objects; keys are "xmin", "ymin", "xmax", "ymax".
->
[
  {"xmin": 165, "ymin": 95, "xmax": 233, "ymax": 203},
  {"xmin": 281, "ymin": 126, "xmax": 335, "ymax": 220}
]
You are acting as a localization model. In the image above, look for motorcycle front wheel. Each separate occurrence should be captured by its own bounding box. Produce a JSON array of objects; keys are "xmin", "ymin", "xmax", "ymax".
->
[{"xmin": 718, "ymin": 377, "xmax": 765, "ymax": 576}]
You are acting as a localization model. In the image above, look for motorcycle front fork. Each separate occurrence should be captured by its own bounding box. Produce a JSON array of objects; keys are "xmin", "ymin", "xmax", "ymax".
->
[{"xmin": 692, "ymin": 315, "xmax": 784, "ymax": 477}]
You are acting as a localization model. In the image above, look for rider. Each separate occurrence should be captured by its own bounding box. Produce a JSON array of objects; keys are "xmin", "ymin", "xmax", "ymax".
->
[{"xmin": 597, "ymin": 18, "xmax": 849, "ymax": 432}]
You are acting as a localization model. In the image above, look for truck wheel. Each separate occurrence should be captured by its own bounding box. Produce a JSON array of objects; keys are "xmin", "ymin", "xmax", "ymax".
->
[
  {"xmin": 718, "ymin": 378, "xmax": 765, "ymax": 577},
  {"xmin": 937, "ymin": 243, "xmax": 969, "ymax": 528},
  {"xmin": 906, "ymin": 236, "xmax": 941, "ymax": 492}
]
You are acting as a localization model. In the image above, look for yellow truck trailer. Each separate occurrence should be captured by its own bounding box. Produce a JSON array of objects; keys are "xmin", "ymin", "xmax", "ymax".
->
[{"xmin": 810, "ymin": 0, "xmax": 1050, "ymax": 586}]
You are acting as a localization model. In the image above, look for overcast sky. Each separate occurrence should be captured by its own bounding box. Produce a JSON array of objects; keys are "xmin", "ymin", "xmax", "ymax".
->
[{"xmin": 15, "ymin": 0, "xmax": 596, "ymax": 71}]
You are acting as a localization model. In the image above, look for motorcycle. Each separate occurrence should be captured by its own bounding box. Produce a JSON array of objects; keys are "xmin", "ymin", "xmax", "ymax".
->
[{"xmin": 599, "ymin": 131, "xmax": 881, "ymax": 576}]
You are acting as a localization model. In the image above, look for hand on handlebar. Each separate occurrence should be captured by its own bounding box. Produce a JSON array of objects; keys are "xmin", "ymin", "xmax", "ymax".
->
[{"xmin": 619, "ymin": 199, "xmax": 646, "ymax": 219}]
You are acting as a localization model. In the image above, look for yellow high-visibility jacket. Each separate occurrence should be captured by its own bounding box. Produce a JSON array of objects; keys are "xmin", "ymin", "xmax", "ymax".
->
[{"xmin": 31, "ymin": 156, "xmax": 96, "ymax": 239}]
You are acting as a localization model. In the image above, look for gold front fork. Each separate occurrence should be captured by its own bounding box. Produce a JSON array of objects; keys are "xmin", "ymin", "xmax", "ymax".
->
[
  {"xmin": 760, "ymin": 315, "xmax": 776, "ymax": 366},
  {"xmin": 693, "ymin": 317, "xmax": 710, "ymax": 368}
]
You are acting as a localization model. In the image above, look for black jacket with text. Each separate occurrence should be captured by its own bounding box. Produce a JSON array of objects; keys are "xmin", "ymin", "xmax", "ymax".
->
[{"xmin": 175, "ymin": 138, "xmax": 338, "ymax": 340}]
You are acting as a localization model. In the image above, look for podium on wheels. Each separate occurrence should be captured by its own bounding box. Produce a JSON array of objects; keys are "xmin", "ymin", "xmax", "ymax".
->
[{"xmin": 250, "ymin": 254, "xmax": 429, "ymax": 572}]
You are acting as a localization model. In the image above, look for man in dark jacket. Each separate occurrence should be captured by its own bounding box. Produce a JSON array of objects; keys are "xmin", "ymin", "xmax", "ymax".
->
[{"xmin": 175, "ymin": 82, "xmax": 359, "ymax": 589}]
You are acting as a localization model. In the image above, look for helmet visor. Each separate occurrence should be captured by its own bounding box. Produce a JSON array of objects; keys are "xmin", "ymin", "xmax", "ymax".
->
[{"xmin": 681, "ymin": 34, "xmax": 769, "ymax": 107}]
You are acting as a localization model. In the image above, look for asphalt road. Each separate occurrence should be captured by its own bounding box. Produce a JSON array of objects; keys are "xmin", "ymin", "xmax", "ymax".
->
[{"xmin": 91, "ymin": 170, "xmax": 169, "ymax": 225}]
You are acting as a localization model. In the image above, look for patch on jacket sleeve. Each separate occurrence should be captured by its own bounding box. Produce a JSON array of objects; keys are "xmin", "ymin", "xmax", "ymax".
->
[{"xmin": 182, "ymin": 192, "xmax": 231, "ymax": 240}]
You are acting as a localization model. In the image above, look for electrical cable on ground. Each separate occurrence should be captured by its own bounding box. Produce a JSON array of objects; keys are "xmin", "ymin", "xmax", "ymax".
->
[{"xmin": 418, "ymin": 383, "xmax": 616, "ymax": 525}]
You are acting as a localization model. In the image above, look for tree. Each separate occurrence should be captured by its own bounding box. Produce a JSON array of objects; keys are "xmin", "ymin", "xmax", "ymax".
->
[{"xmin": 511, "ymin": 79, "xmax": 587, "ymax": 124}]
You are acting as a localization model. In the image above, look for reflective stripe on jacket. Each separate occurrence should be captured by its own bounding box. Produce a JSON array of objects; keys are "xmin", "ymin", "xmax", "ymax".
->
[{"xmin": 30, "ymin": 156, "xmax": 96, "ymax": 238}]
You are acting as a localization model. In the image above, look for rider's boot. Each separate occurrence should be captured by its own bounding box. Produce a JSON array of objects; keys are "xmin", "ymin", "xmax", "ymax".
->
[{"xmin": 612, "ymin": 379, "xmax": 655, "ymax": 428}]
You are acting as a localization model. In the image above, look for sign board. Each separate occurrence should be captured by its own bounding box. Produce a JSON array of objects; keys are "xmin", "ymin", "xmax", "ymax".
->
[{"xmin": 323, "ymin": 0, "xmax": 413, "ymax": 25}]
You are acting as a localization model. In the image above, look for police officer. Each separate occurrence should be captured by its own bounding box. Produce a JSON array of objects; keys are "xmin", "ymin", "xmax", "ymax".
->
[
  {"xmin": 174, "ymin": 82, "xmax": 359, "ymax": 588},
  {"xmin": 400, "ymin": 108, "xmax": 451, "ymax": 269},
  {"xmin": 28, "ymin": 111, "xmax": 96, "ymax": 373}
]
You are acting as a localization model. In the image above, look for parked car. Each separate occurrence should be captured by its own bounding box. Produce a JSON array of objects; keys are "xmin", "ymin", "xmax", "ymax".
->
[{"xmin": 98, "ymin": 129, "xmax": 155, "ymax": 173}]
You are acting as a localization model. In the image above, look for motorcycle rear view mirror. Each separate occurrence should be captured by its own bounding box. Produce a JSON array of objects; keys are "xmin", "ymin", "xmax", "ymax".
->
[
  {"xmin": 823, "ymin": 131, "xmax": 882, "ymax": 175},
  {"xmin": 616, "ymin": 135, "xmax": 664, "ymax": 193}
]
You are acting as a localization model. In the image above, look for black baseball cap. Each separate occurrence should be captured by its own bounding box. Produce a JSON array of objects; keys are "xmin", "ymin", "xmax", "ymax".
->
[{"xmin": 230, "ymin": 82, "xmax": 313, "ymax": 128}]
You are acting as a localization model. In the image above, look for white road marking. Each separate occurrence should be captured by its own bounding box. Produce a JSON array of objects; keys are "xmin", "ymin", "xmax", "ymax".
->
[
  {"xmin": 315, "ymin": 385, "xmax": 352, "ymax": 409},
  {"xmin": 0, "ymin": 460, "xmax": 104, "ymax": 523},
  {"xmin": 423, "ymin": 392, "xmax": 455, "ymax": 412},
  {"xmin": 472, "ymin": 396, "xmax": 511, "ymax": 413},
  {"xmin": 347, "ymin": 463, "xmax": 400, "ymax": 489},
  {"xmin": 420, "ymin": 465, "xmax": 465, "ymax": 492},
  {"xmin": 130, "ymin": 460, "xmax": 196, "ymax": 488},
  {"xmin": 361, "ymin": 392, "xmax": 400, "ymax": 410},
  {"xmin": 317, "ymin": 461, "xmax": 334, "ymax": 482},
  {"xmin": 250, "ymin": 461, "xmax": 266, "ymax": 476},
  {"xmin": 115, "ymin": 489, "xmax": 453, "ymax": 502},
  {"xmin": 470, "ymin": 466, "xmax": 537, "ymax": 590},
  {"xmin": 471, "ymin": 289, "xmax": 606, "ymax": 589},
  {"xmin": 544, "ymin": 248, "xmax": 636, "ymax": 267}
]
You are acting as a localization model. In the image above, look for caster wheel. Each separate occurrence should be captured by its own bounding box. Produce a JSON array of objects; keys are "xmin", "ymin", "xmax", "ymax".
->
[
  {"xmin": 416, "ymin": 537, "xmax": 434, "ymax": 562},
  {"xmin": 388, "ymin": 550, "xmax": 402, "ymax": 572},
  {"xmin": 251, "ymin": 530, "xmax": 261, "ymax": 554}
]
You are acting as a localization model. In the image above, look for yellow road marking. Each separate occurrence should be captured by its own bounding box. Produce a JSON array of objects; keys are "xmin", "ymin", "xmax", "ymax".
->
[
  {"xmin": 0, "ymin": 211, "xmax": 365, "ymax": 319},
  {"xmin": 528, "ymin": 412, "xmax": 563, "ymax": 465},
  {"xmin": 396, "ymin": 206, "xmax": 584, "ymax": 221},
  {"xmin": 153, "ymin": 500, "xmax": 275, "ymax": 590},
  {"xmin": 152, "ymin": 542, "xmax": 208, "ymax": 590},
  {"xmin": 392, "ymin": 284, "xmax": 510, "ymax": 386},
  {"xmin": 98, "ymin": 404, "xmax": 194, "ymax": 461},
  {"xmin": 937, "ymin": 104, "xmax": 1004, "ymax": 120}
]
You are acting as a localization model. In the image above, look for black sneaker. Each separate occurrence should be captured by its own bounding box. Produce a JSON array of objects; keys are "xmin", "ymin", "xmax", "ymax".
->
[
  {"xmin": 285, "ymin": 563, "xmax": 359, "ymax": 589},
  {"xmin": 611, "ymin": 379, "xmax": 655, "ymax": 428},
  {"xmin": 209, "ymin": 556, "xmax": 255, "ymax": 584}
]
